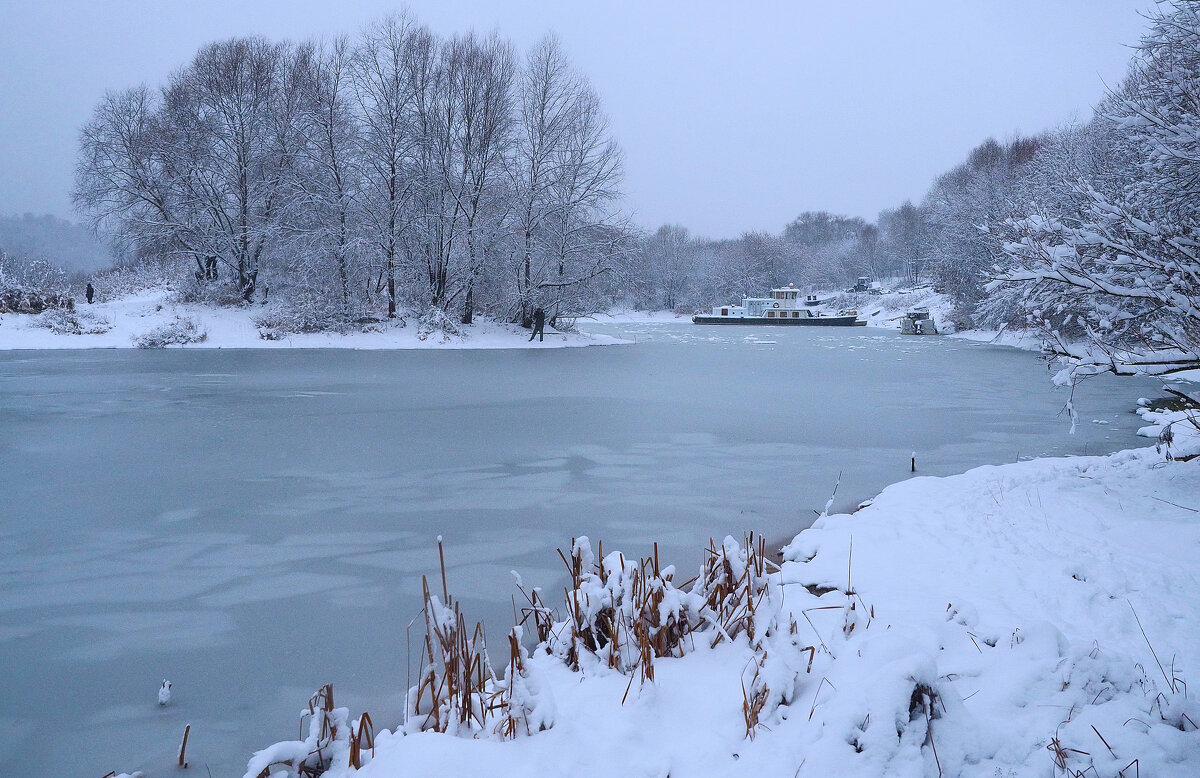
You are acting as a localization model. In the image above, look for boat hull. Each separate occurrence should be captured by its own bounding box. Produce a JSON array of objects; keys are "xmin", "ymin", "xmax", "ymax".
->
[{"xmin": 692, "ymin": 314, "xmax": 865, "ymax": 326}]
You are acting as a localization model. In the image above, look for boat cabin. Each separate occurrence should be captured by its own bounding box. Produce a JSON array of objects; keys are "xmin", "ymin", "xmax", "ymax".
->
[{"xmin": 709, "ymin": 284, "xmax": 812, "ymax": 319}]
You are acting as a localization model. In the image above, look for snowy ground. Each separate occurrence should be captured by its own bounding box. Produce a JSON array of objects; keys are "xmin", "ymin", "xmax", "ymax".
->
[
  {"xmin": 793, "ymin": 285, "xmax": 1049, "ymax": 352},
  {"xmin": 0, "ymin": 289, "xmax": 630, "ymax": 350},
  {"xmin": 238, "ymin": 408, "xmax": 1199, "ymax": 778},
  {"xmin": 0, "ymin": 286, "xmax": 1073, "ymax": 353}
]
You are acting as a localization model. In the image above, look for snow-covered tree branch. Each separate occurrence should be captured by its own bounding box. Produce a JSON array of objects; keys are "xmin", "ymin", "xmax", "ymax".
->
[{"xmin": 991, "ymin": 0, "xmax": 1200, "ymax": 378}]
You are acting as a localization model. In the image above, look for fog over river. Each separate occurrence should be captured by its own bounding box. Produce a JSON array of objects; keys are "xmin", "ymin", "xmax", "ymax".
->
[{"xmin": 0, "ymin": 322, "xmax": 1162, "ymax": 776}]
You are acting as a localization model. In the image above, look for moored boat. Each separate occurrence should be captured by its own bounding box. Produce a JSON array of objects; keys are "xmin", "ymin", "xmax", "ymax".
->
[{"xmin": 693, "ymin": 284, "xmax": 866, "ymax": 326}]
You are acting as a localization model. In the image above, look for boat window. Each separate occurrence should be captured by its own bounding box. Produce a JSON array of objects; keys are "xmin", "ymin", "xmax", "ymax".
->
[
  {"xmin": 792, "ymin": 311, "xmax": 799, "ymax": 318},
  {"xmin": 766, "ymin": 311, "xmax": 774, "ymax": 318}
]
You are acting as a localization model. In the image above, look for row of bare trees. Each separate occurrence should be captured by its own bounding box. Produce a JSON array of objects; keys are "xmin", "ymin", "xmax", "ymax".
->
[
  {"xmin": 622, "ymin": 207, "xmax": 926, "ymax": 313},
  {"xmin": 73, "ymin": 13, "xmax": 628, "ymax": 329}
]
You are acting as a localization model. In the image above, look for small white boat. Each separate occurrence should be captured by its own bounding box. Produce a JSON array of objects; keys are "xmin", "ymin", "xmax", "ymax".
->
[{"xmin": 693, "ymin": 284, "xmax": 866, "ymax": 326}]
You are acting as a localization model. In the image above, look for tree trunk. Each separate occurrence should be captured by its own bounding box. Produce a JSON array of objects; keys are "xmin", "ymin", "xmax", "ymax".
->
[{"xmin": 387, "ymin": 260, "xmax": 396, "ymax": 318}]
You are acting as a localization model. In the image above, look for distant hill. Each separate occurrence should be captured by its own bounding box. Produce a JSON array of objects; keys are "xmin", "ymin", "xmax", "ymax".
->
[{"xmin": 0, "ymin": 214, "xmax": 116, "ymax": 275}]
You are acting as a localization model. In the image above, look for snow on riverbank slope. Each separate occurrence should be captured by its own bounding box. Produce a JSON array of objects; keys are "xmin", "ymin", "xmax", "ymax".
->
[
  {"xmin": 252, "ymin": 414, "xmax": 1199, "ymax": 778},
  {"xmin": 0, "ymin": 289, "xmax": 629, "ymax": 349},
  {"xmin": 813, "ymin": 286, "xmax": 1044, "ymax": 349}
]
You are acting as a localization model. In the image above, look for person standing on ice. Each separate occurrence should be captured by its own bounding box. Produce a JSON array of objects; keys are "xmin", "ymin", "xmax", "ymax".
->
[
  {"xmin": 529, "ymin": 307, "xmax": 546, "ymax": 342},
  {"xmin": 85, "ymin": 282, "xmax": 94, "ymax": 304}
]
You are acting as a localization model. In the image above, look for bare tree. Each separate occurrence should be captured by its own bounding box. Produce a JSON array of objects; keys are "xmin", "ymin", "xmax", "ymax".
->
[
  {"xmin": 443, "ymin": 32, "xmax": 516, "ymax": 324},
  {"xmin": 352, "ymin": 13, "xmax": 426, "ymax": 318},
  {"xmin": 509, "ymin": 35, "xmax": 575, "ymax": 325},
  {"xmin": 74, "ymin": 85, "xmax": 178, "ymax": 263},
  {"xmin": 75, "ymin": 39, "xmax": 300, "ymax": 301},
  {"xmin": 290, "ymin": 37, "xmax": 362, "ymax": 313},
  {"xmin": 175, "ymin": 37, "xmax": 297, "ymax": 299},
  {"xmin": 645, "ymin": 224, "xmax": 693, "ymax": 310},
  {"xmin": 541, "ymin": 71, "xmax": 625, "ymax": 322}
]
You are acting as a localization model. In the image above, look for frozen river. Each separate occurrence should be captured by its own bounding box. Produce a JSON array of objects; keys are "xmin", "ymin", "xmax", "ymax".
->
[{"xmin": 0, "ymin": 322, "xmax": 1162, "ymax": 776}]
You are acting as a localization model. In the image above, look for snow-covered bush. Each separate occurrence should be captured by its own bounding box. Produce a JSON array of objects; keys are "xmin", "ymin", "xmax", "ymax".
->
[
  {"xmin": 416, "ymin": 306, "xmax": 462, "ymax": 342},
  {"xmin": 403, "ymin": 541, "xmax": 557, "ymax": 740},
  {"xmin": 92, "ymin": 260, "xmax": 183, "ymax": 299},
  {"xmin": 254, "ymin": 292, "xmax": 356, "ymax": 339},
  {"xmin": 0, "ymin": 254, "xmax": 72, "ymax": 313},
  {"xmin": 35, "ymin": 306, "xmax": 112, "ymax": 335},
  {"xmin": 243, "ymin": 684, "xmax": 351, "ymax": 778},
  {"xmin": 490, "ymin": 626, "xmax": 556, "ymax": 738},
  {"xmin": 544, "ymin": 536, "xmax": 705, "ymax": 676},
  {"xmin": 1136, "ymin": 390, "xmax": 1200, "ymax": 460},
  {"xmin": 689, "ymin": 534, "xmax": 775, "ymax": 648},
  {"xmin": 175, "ymin": 275, "xmax": 250, "ymax": 307},
  {"xmin": 132, "ymin": 316, "xmax": 207, "ymax": 348},
  {"xmin": 741, "ymin": 615, "xmax": 814, "ymax": 737},
  {"xmin": 405, "ymin": 584, "xmax": 493, "ymax": 736}
]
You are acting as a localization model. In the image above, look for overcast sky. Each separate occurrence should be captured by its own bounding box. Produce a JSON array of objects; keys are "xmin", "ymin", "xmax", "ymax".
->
[{"xmin": 0, "ymin": 0, "xmax": 1152, "ymax": 239}]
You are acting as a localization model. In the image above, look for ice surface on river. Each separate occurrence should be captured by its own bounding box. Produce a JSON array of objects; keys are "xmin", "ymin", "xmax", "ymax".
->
[{"xmin": 0, "ymin": 322, "xmax": 1160, "ymax": 776}]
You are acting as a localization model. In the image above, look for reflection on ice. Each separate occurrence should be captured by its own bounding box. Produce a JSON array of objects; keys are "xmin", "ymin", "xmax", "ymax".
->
[{"xmin": 47, "ymin": 610, "xmax": 236, "ymax": 661}]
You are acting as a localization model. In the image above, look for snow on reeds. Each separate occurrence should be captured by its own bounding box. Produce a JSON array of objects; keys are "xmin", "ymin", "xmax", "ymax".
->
[{"xmin": 238, "ymin": 442, "xmax": 1200, "ymax": 777}]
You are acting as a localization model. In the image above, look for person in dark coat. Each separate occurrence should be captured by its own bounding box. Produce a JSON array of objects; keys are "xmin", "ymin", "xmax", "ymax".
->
[
  {"xmin": 85, "ymin": 283, "xmax": 95, "ymax": 304},
  {"xmin": 529, "ymin": 307, "xmax": 546, "ymax": 342}
]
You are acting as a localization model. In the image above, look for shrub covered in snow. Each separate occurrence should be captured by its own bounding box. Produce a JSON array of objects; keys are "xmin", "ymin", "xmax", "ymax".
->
[
  {"xmin": 543, "ymin": 537, "xmax": 704, "ymax": 676},
  {"xmin": 91, "ymin": 260, "xmax": 185, "ymax": 300},
  {"xmin": 1136, "ymin": 389, "xmax": 1200, "ymax": 460},
  {"xmin": 35, "ymin": 306, "xmax": 112, "ymax": 335},
  {"xmin": 401, "ymin": 548, "xmax": 556, "ymax": 740},
  {"xmin": 175, "ymin": 276, "xmax": 252, "ymax": 307},
  {"xmin": 416, "ymin": 307, "xmax": 462, "ymax": 342},
  {"xmin": 0, "ymin": 254, "xmax": 72, "ymax": 313},
  {"xmin": 254, "ymin": 292, "xmax": 360, "ymax": 339},
  {"xmin": 132, "ymin": 316, "xmax": 207, "ymax": 348},
  {"xmin": 244, "ymin": 684, "xmax": 352, "ymax": 778},
  {"xmin": 491, "ymin": 625, "xmax": 556, "ymax": 738}
]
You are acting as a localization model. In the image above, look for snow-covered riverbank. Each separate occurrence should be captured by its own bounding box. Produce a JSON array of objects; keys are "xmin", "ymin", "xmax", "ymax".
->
[
  {"xmin": 0, "ymin": 286, "xmax": 1052, "ymax": 353},
  {"xmin": 0, "ymin": 289, "xmax": 630, "ymax": 350},
  {"xmin": 236, "ymin": 409, "xmax": 1199, "ymax": 778}
]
